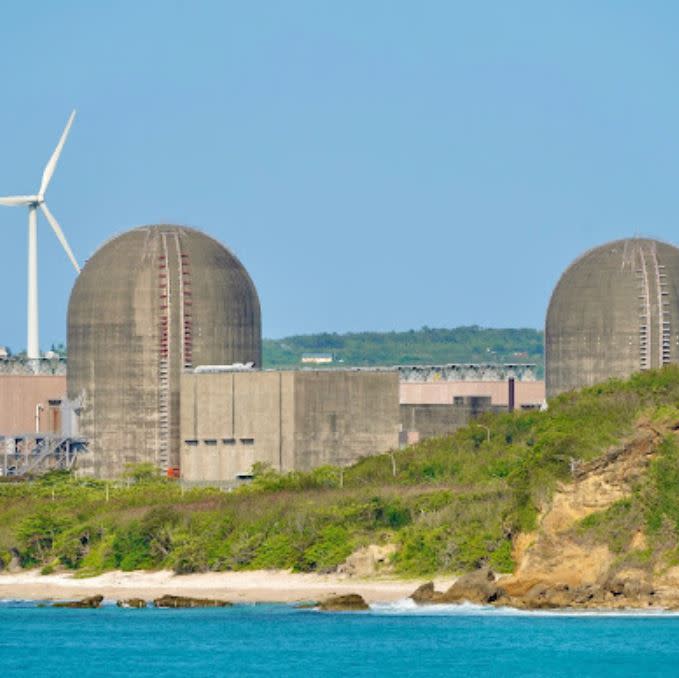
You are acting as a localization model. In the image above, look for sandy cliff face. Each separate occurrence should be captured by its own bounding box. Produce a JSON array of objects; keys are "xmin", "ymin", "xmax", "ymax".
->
[
  {"xmin": 504, "ymin": 424, "xmax": 661, "ymax": 597},
  {"xmin": 496, "ymin": 421, "xmax": 679, "ymax": 608},
  {"xmin": 414, "ymin": 421, "xmax": 679, "ymax": 609}
]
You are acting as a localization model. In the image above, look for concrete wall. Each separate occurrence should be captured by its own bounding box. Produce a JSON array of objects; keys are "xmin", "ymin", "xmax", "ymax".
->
[
  {"xmin": 0, "ymin": 375, "xmax": 66, "ymax": 435},
  {"xmin": 181, "ymin": 371, "xmax": 295, "ymax": 481},
  {"xmin": 180, "ymin": 370, "xmax": 400, "ymax": 483},
  {"xmin": 400, "ymin": 380, "xmax": 545, "ymax": 407},
  {"xmin": 292, "ymin": 371, "xmax": 400, "ymax": 471},
  {"xmin": 400, "ymin": 397, "xmax": 500, "ymax": 442}
]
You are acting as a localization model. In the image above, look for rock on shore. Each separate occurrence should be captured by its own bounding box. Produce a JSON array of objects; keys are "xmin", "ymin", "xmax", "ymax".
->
[
  {"xmin": 53, "ymin": 595, "xmax": 104, "ymax": 609},
  {"xmin": 116, "ymin": 598, "xmax": 147, "ymax": 608},
  {"xmin": 153, "ymin": 595, "xmax": 232, "ymax": 608},
  {"xmin": 411, "ymin": 568, "xmax": 499, "ymax": 605},
  {"xmin": 409, "ymin": 570, "xmax": 664, "ymax": 610},
  {"xmin": 318, "ymin": 594, "xmax": 370, "ymax": 611}
]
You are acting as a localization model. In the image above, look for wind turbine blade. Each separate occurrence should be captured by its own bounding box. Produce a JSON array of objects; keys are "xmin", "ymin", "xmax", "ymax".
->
[
  {"xmin": 38, "ymin": 110, "xmax": 76, "ymax": 197},
  {"xmin": 0, "ymin": 195, "xmax": 38, "ymax": 206},
  {"xmin": 39, "ymin": 202, "xmax": 81, "ymax": 273}
]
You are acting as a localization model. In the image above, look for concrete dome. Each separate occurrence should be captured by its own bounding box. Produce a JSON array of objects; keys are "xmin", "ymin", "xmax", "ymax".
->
[
  {"xmin": 546, "ymin": 238, "xmax": 679, "ymax": 399},
  {"xmin": 67, "ymin": 225, "xmax": 261, "ymax": 477}
]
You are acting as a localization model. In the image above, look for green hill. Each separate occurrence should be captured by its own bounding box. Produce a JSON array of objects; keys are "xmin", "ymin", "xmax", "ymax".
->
[
  {"xmin": 263, "ymin": 326, "xmax": 544, "ymax": 371},
  {"xmin": 3, "ymin": 367, "xmax": 679, "ymax": 580},
  {"xmin": 33, "ymin": 326, "xmax": 543, "ymax": 371}
]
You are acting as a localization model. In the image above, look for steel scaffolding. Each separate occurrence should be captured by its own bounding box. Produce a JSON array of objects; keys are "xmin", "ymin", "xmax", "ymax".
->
[{"xmin": 1, "ymin": 434, "xmax": 88, "ymax": 477}]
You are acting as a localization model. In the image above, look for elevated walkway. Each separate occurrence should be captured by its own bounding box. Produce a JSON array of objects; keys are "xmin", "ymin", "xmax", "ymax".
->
[{"xmin": 1, "ymin": 433, "xmax": 88, "ymax": 477}]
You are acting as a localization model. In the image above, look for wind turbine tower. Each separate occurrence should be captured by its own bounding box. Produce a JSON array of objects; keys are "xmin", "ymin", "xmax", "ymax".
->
[{"xmin": 0, "ymin": 111, "xmax": 80, "ymax": 361}]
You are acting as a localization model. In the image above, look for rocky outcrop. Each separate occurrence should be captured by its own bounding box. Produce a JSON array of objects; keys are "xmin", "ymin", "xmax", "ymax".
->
[
  {"xmin": 498, "ymin": 425, "xmax": 663, "ymax": 608},
  {"xmin": 410, "ymin": 581, "xmax": 438, "ymax": 604},
  {"xmin": 495, "ymin": 582, "xmax": 605, "ymax": 609},
  {"xmin": 117, "ymin": 598, "xmax": 147, "ymax": 608},
  {"xmin": 53, "ymin": 595, "xmax": 104, "ymax": 608},
  {"xmin": 409, "ymin": 575, "xmax": 661, "ymax": 610},
  {"xmin": 605, "ymin": 569, "xmax": 654, "ymax": 600},
  {"xmin": 409, "ymin": 569, "xmax": 500, "ymax": 606},
  {"xmin": 153, "ymin": 595, "xmax": 231, "ymax": 608},
  {"xmin": 318, "ymin": 594, "xmax": 370, "ymax": 611},
  {"xmin": 437, "ymin": 567, "xmax": 499, "ymax": 604},
  {"xmin": 337, "ymin": 544, "xmax": 396, "ymax": 577},
  {"xmin": 409, "ymin": 423, "xmax": 679, "ymax": 610}
]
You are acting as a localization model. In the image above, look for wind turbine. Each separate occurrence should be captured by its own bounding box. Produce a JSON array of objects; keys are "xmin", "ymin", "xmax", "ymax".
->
[{"xmin": 0, "ymin": 110, "xmax": 80, "ymax": 361}]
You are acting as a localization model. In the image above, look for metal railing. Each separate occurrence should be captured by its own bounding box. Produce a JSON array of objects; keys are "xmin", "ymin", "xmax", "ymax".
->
[{"xmin": 0, "ymin": 434, "xmax": 88, "ymax": 477}]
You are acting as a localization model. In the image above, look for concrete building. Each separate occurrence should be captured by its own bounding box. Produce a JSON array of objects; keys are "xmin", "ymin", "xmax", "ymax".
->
[
  {"xmin": 398, "ymin": 363, "xmax": 544, "ymax": 408},
  {"xmin": 400, "ymin": 396, "xmax": 502, "ymax": 445},
  {"xmin": 397, "ymin": 363, "xmax": 544, "ymax": 444},
  {"xmin": 0, "ymin": 374, "xmax": 66, "ymax": 435},
  {"xmin": 58, "ymin": 223, "xmax": 547, "ymax": 481},
  {"xmin": 546, "ymin": 238, "xmax": 679, "ymax": 398},
  {"xmin": 180, "ymin": 364, "xmax": 537, "ymax": 484},
  {"xmin": 67, "ymin": 225, "xmax": 261, "ymax": 478},
  {"xmin": 180, "ymin": 369, "xmax": 400, "ymax": 484},
  {"xmin": 400, "ymin": 380, "xmax": 544, "ymax": 408}
]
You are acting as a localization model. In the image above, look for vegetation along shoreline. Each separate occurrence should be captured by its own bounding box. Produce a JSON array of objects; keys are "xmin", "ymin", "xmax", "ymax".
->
[{"xmin": 5, "ymin": 367, "xmax": 679, "ymax": 610}]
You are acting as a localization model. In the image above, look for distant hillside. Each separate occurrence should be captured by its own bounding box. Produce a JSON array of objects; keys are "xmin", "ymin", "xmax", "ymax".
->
[
  {"xmin": 263, "ymin": 326, "xmax": 544, "ymax": 371},
  {"xmin": 35, "ymin": 326, "xmax": 544, "ymax": 372}
]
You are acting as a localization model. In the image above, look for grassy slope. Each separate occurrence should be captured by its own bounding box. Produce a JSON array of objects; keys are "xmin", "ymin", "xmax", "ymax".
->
[
  {"xmin": 263, "ymin": 326, "xmax": 544, "ymax": 371},
  {"xmin": 3, "ymin": 367, "xmax": 679, "ymax": 578}
]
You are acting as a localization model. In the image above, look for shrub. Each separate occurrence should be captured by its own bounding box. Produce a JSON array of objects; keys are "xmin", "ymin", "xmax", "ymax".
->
[
  {"xmin": 297, "ymin": 525, "xmax": 355, "ymax": 572},
  {"xmin": 77, "ymin": 534, "xmax": 117, "ymax": 576},
  {"xmin": 124, "ymin": 463, "xmax": 161, "ymax": 483},
  {"xmin": 16, "ymin": 510, "xmax": 74, "ymax": 565},
  {"xmin": 54, "ymin": 525, "xmax": 98, "ymax": 569},
  {"xmin": 250, "ymin": 533, "xmax": 297, "ymax": 570},
  {"xmin": 394, "ymin": 525, "xmax": 450, "ymax": 575},
  {"xmin": 5, "ymin": 367, "xmax": 679, "ymax": 579},
  {"xmin": 169, "ymin": 530, "xmax": 211, "ymax": 574}
]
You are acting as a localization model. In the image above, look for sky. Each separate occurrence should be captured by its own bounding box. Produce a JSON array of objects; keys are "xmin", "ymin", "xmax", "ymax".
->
[{"xmin": 1, "ymin": 1, "xmax": 678, "ymax": 350}]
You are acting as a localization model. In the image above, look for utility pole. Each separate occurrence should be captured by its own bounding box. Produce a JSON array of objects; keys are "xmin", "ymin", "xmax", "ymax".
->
[
  {"xmin": 475, "ymin": 423, "xmax": 491, "ymax": 442},
  {"xmin": 387, "ymin": 451, "xmax": 397, "ymax": 477}
]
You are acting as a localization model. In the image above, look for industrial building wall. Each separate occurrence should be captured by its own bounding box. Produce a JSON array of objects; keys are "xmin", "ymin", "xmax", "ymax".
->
[
  {"xmin": 399, "ymin": 380, "xmax": 545, "ymax": 407},
  {"xmin": 0, "ymin": 375, "xmax": 66, "ymax": 435},
  {"xmin": 180, "ymin": 370, "xmax": 400, "ymax": 483},
  {"xmin": 180, "ymin": 371, "xmax": 295, "ymax": 482},
  {"xmin": 400, "ymin": 399, "xmax": 500, "ymax": 443},
  {"xmin": 292, "ymin": 371, "xmax": 400, "ymax": 471}
]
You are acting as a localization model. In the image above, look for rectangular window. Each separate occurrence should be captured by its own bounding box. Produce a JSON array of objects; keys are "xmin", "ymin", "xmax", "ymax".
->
[
  {"xmin": 222, "ymin": 438, "xmax": 236, "ymax": 445},
  {"xmin": 204, "ymin": 439, "xmax": 218, "ymax": 446},
  {"xmin": 184, "ymin": 439, "xmax": 199, "ymax": 446},
  {"xmin": 240, "ymin": 438, "xmax": 255, "ymax": 445}
]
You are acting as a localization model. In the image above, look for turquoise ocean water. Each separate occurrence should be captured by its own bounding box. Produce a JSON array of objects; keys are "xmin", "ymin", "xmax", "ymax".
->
[{"xmin": 2, "ymin": 599, "xmax": 679, "ymax": 677}]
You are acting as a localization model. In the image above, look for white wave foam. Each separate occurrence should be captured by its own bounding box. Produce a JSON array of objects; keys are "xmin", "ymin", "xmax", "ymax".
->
[{"xmin": 369, "ymin": 598, "xmax": 679, "ymax": 617}]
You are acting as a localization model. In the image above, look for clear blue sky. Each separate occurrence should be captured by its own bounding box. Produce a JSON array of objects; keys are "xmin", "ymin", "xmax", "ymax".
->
[{"xmin": 1, "ymin": 1, "xmax": 678, "ymax": 350}]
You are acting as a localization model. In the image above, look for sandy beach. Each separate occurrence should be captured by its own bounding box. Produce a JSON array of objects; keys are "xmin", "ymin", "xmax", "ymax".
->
[{"xmin": 0, "ymin": 570, "xmax": 454, "ymax": 604}]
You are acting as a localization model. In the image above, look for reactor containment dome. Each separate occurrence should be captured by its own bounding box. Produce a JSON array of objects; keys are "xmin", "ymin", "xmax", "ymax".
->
[
  {"xmin": 545, "ymin": 238, "xmax": 679, "ymax": 399},
  {"xmin": 67, "ymin": 225, "xmax": 262, "ymax": 477}
]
